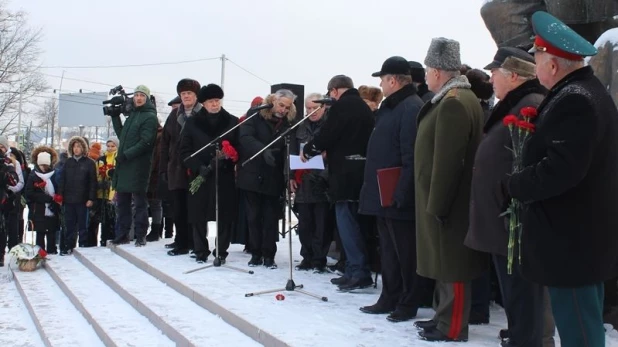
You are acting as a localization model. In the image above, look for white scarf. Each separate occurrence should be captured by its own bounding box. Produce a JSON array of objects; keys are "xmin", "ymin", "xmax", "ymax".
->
[{"xmin": 34, "ymin": 170, "xmax": 55, "ymax": 216}]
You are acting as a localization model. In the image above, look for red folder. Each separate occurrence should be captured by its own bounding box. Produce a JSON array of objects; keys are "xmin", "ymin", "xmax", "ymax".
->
[{"xmin": 377, "ymin": 167, "xmax": 401, "ymax": 207}]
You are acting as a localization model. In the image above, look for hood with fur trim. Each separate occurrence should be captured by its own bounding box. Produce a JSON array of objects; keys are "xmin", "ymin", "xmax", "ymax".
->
[
  {"xmin": 31, "ymin": 145, "xmax": 59, "ymax": 167},
  {"xmin": 259, "ymin": 93, "xmax": 296, "ymax": 122},
  {"xmin": 68, "ymin": 136, "xmax": 88, "ymax": 157}
]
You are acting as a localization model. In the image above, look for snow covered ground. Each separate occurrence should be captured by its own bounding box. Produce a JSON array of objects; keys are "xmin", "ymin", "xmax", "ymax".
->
[{"xmin": 2, "ymin": 225, "xmax": 618, "ymax": 346}]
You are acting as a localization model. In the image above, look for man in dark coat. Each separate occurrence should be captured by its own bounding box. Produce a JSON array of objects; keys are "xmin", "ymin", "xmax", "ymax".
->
[
  {"xmin": 358, "ymin": 56, "xmax": 428, "ymax": 322},
  {"xmin": 237, "ymin": 89, "xmax": 295, "ymax": 269},
  {"xmin": 508, "ymin": 12, "xmax": 618, "ymax": 346},
  {"xmin": 302, "ymin": 75, "xmax": 375, "ymax": 291},
  {"xmin": 180, "ymin": 84, "xmax": 239, "ymax": 264},
  {"xmin": 160, "ymin": 78, "xmax": 201, "ymax": 255},
  {"xmin": 409, "ymin": 61, "xmax": 435, "ymax": 103},
  {"xmin": 290, "ymin": 93, "xmax": 331, "ymax": 272},
  {"xmin": 110, "ymin": 85, "xmax": 159, "ymax": 247},
  {"xmin": 413, "ymin": 38, "xmax": 488, "ymax": 342},
  {"xmin": 464, "ymin": 46, "xmax": 556, "ymax": 347},
  {"xmin": 58, "ymin": 136, "xmax": 97, "ymax": 253}
]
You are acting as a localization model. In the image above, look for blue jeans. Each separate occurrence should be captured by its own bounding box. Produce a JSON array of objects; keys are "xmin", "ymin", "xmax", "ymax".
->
[
  {"xmin": 335, "ymin": 201, "xmax": 370, "ymax": 280},
  {"xmin": 548, "ymin": 283, "xmax": 605, "ymax": 347},
  {"xmin": 63, "ymin": 203, "xmax": 88, "ymax": 250},
  {"xmin": 116, "ymin": 192, "xmax": 149, "ymax": 240}
]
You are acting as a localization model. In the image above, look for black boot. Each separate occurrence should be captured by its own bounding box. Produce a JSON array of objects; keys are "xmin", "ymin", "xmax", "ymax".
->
[
  {"xmin": 111, "ymin": 234, "xmax": 129, "ymax": 246},
  {"xmin": 164, "ymin": 217, "xmax": 174, "ymax": 238},
  {"xmin": 146, "ymin": 224, "xmax": 161, "ymax": 242}
]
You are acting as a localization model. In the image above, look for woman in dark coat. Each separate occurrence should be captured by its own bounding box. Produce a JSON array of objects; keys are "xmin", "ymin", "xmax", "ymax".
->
[{"xmin": 179, "ymin": 84, "xmax": 239, "ymax": 263}]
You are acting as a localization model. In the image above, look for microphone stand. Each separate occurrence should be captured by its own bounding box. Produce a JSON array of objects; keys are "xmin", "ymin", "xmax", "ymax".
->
[
  {"xmin": 243, "ymin": 105, "xmax": 328, "ymax": 302},
  {"xmin": 183, "ymin": 112, "xmax": 260, "ymax": 275}
]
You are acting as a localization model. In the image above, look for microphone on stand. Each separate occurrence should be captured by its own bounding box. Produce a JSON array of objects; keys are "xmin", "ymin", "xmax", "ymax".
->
[
  {"xmin": 248, "ymin": 103, "xmax": 274, "ymax": 112},
  {"xmin": 311, "ymin": 98, "xmax": 335, "ymax": 105}
]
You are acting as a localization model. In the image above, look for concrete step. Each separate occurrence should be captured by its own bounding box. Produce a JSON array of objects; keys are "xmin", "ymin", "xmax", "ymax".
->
[
  {"xmin": 73, "ymin": 248, "xmax": 260, "ymax": 347},
  {"xmin": 13, "ymin": 261, "xmax": 105, "ymax": 347},
  {"xmin": 0, "ymin": 271, "xmax": 45, "ymax": 347},
  {"xmin": 44, "ymin": 255, "xmax": 174, "ymax": 347}
]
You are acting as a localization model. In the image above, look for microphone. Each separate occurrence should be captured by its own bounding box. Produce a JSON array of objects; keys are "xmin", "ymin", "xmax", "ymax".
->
[
  {"xmin": 249, "ymin": 103, "xmax": 273, "ymax": 112},
  {"xmin": 311, "ymin": 98, "xmax": 335, "ymax": 105}
]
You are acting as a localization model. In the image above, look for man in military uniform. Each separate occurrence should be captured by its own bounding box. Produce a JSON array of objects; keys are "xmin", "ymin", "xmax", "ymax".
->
[{"xmin": 508, "ymin": 11, "xmax": 618, "ymax": 347}]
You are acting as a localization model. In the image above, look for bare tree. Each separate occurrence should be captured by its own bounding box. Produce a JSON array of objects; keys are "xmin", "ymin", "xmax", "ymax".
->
[
  {"xmin": 35, "ymin": 97, "xmax": 58, "ymax": 145},
  {"xmin": 0, "ymin": 2, "xmax": 49, "ymax": 135}
]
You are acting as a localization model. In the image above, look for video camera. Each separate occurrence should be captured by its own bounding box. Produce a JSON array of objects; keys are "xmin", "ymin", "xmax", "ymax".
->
[{"xmin": 102, "ymin": 85, "xmax": 157, "ymax": 117}]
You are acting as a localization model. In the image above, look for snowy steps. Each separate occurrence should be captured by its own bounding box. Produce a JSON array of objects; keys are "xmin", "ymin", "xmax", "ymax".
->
[
  {"xmin": 12, "ymin": 265, "xmax": 104, "ymax": 347},
  {"xmin": 72, "ymin": 247, "xmax": 260, "ymax": 347},
  {"xmin": 43, "ymin": 254, "xmax": 175, "ymax": 347}
]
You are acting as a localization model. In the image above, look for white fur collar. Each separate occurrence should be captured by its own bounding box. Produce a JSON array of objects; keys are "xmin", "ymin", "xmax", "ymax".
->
[{"xmin": 431, "ymin": 75, "xmax": 471, "ymax": 104}]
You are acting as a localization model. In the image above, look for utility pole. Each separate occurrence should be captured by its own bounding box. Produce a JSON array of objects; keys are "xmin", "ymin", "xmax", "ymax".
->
[
  {"xmin": 17, "ymin": 84, "xmax": 22, "ymax": 147},
  {"xmin": 56, "ymin": 70, "xmax": 65, "ymax": 149},
  {"xmin": 220, "ymin": 54, "xmax": 226, "ymax": 91}
]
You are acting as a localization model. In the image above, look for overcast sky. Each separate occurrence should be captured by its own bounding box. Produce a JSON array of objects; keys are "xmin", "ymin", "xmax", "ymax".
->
[{"xmin": 11, "ymin": 0, "xmax": 496, "ymax": 120}]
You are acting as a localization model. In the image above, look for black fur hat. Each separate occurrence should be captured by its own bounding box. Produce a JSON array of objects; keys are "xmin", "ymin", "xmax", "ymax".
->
[
  {"xmin": 176, "ymin": 78, "xmax": 201, "ymax": 96},
  {"xmin": 198, "ymin": 84, "xmax": 224, "ymax": 103},
  {"xmin": 466, "ymin": 69, "xmax": 494, "ymax": 101}
]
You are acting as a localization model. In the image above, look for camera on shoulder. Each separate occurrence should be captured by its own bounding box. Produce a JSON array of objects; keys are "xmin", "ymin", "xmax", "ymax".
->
[{"xmin": 102, "ymin": 85, "xmax": 156, "ymax": 117}]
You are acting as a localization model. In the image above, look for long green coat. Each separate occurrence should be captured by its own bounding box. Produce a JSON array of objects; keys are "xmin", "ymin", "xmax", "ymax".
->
[
  {"xmin": 414, "ymin": 79, "xmax": 488, "ymax": 282},
  {"xmin": 112, "ymin": 100, "xmax": 159, "ymax": 193}
]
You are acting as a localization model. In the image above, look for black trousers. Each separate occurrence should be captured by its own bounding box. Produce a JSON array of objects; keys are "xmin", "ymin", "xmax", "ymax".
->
[
  {"xmin": 87, "ymin": 199, "xmax": 102, "ymax": 247},
  {"xmin": 171, "ymin": 189, "xmax": 191, "ymax": 250},
  {"xmin": 297, "ymin": 202, "xmax": 331, "ymax": 267},
  {"xmin": 192, "ymin": 223, "xmax": 210, "ymax": 256},
  {"xmin": 1, "ymin": 210, "xmax": 20, "ymax": 255},
  {"xmin": 376, "ymin": 217, "xmax": 428, "ymax": 313},
  {"xmin": 100, "ymin": 200, "xmax": 116, "ymax": 246},
  {"xmin": 36, "ymin": 217, "xmax": 59, "ymax": 253},
  {"xmin": 214, "ymin": 221, "xmax": 233, "ymax": 259},
  {"xmin": 245, "ymin": 191, "xmax": 279, "ymax": 259},
  {"xmin": 494, "ymin": 254, "xmax": 545, "ymax": 346}
]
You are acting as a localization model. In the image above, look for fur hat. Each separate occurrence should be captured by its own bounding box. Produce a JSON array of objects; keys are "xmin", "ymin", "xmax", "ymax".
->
[
  {"xmin": 466, "ymin": 69, "xmax": 494, "ymax": 101},
  {"xmin": 134, "ymin": 85, "xmax": 151, "ymax": 98},
  {"xmin": 424, "ymin": 37, "xmax": 462, "ymax": 71},
  {"xmin": 68, "ymin": 136, "xmax": 88, "ymax": 157},
  {"xmin": 177, "ymin": 78, "xmax": 201, "ymax": 96},
  {"xmin": 31, "ymin": 146, "xmax": 58, "ymax": 167},
  {"xmin": 0, "ymin": 135, "xmax": 8, "ymax": 151},
  {"xmin": 37, "ymin": 152, "xmax": 51, "ymax": 166},
  {"xmin": 358, "ymin": 85, "xmax": 383, "ymax": 104},
  {"xmin": 106, "ymin": 136, "xmax": 119, "ymax": 148},
  {"xmin": 198, "ymin": 84, "xmax": 224, "ymax": 103}
]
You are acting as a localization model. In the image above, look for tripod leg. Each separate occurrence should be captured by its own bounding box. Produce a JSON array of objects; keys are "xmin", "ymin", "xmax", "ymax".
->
[
  {"xmin": 222, "ymin": 264, "xmax": 254, "ymax": 274},
  {"xmin": 295, "ymin": 288, "xmax": 329, "ymax": 302},
  {"xmin": 245, "ymin": 287, "xmax": 286, "ymax": 297},
  {"xmin": 183, "ymin": 263, "xmax": 215, "ymax": 274}
]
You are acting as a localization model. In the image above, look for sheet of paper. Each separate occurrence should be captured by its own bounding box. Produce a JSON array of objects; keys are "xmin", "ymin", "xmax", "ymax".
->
[{"xmin": 290, "ymin": 155, "xmax": 325, "ymax": 170}]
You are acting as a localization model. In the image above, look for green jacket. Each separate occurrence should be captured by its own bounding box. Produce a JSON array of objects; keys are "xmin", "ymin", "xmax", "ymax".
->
[
  {"xmin": 414, "ymin": 77, "xmax": 489, "ymax": 282},
  {"xmin": 111, "ymin": 100, "xmax": 159, "ymax": 193}
]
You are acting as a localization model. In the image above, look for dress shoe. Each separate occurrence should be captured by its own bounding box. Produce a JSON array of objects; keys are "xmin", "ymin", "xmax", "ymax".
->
[
  {"xmin": 248, "ymin": 255, "xmax": 263, "ymax": 267},
  {"xmin": 414, "ymin": 319, "xmax": 437, "ymax": 331},
  {"xmin": 386, "ymin": 309, "xmax": 417, "ymax": 322},
  {"xmin": 330, "ymin": 276, "xmax": 349, "ymax": 285},
  {"xmin": 263, "ymin": 258, "xmax": 277, "ymax": 269},
  {"xmin": 338, "ymin": 277, "xmax": 373, "ymax": 291},
  {"xmin": 418, "ymin": 328, "xmax": 467, "ymax": 342},
  {"xmin": 164, "ymin": 242, "xmax": 177, "ymax": 249},
  {"xmin": 295, "ymin": 259, "xmax": 313, "ymax": 271},
  {"xmin": 468, "ymin": 311, "xmax": 489, "ymax": 325},
  {"xmin": 167, "ymin": 248, "xmax": 189, "ymax": 256},
  {"xmin": 499, "ymin": 329, "xmax": 509, "ymax": 340},
  {"xmin": 359, "ymin": 303, "xmax": 394, "ymax": 314}
]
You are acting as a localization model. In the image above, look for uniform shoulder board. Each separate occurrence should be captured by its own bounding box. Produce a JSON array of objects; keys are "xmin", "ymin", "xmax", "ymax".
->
[{"xmin": 445, "ymin": 89, "xmax": 459, "ymax": 99}]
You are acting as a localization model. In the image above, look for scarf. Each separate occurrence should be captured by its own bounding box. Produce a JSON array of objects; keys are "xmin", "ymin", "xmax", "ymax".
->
[{"xmin": 35, "ymin": 170, "xmax": 55, "ymax": 216}]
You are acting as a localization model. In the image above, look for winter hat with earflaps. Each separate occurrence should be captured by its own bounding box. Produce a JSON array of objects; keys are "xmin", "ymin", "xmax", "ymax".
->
[{"xmin": 424, "ymin": 37, "xmax": 462, "ymax": 71}]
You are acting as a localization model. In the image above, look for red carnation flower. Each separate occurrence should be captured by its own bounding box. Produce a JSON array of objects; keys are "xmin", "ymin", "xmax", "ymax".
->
[
  {"xmin": 520, "ymin": 107, "xmax": 538, "ymax": 118},
  {"xmin": 222, "ymin": 140, "xmax": 239, "ymax": 163},
  {"xmin": 34, "ymin": 180, "xmax": 47, "ymax": 189},
  {"xmin": 53, "ymin": 194, "xmax": 63, "ymax": 204},
  {"xmin": 295, "ymin": 169, "xmax": 309, "ymax": 184},
  {"xmin": 517, "ymin": 120, "xmax": 536, "ymax": 132},
  {"xmin": 38, "ymin": 248, "xmax": 48, "ymax": 259},
  {"xmin": 503, "ymin": 115, "xmax": 519, "ymax": 127}
]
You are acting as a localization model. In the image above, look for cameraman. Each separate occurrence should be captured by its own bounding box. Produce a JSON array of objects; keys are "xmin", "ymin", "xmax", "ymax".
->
[{"xmin": 110, "ymin": 85, "xmax": 159, "ymax": 247}]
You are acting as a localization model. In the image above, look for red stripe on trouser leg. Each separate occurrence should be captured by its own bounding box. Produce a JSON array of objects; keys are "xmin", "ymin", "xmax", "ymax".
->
[{"xmin": 448, "ymin": 282, "xmax": 464, "ymax": 339}]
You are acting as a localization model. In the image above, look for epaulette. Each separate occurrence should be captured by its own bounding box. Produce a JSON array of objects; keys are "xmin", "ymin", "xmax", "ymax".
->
[{"xmin": 444, "ymin": 89, "xmax": 459, "ymax": 99}]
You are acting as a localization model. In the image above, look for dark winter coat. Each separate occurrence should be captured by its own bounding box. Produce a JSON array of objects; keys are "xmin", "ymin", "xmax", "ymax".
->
[
  {"xmin": 417, "ymin": 83, "xmax": 435, "ymax": 103},
  {"xmin": 25, "ymin": 168, "xmax": 60, "ymax": 230},
  {"xmin": 302, "ymin": 89, "xmax": 375, "ymax": 202},
  {"xmin": 465, "ymin": 79, "xmax": 546, "ymax": 257},
  {"xmin": 111, "ymin": 99, "xmax": 159, "ymax": 194},
  {"xmin": 148, "ymin": 125, "xmax": 163, "ymax": 200},
  {"xmin": 179, "ymin": 108, "xmax": 239, "ymax": 224},
  {"xmin": 414, "ymin": 76, "xmax": 488, "ymax": 282},
  {"xmin": 160, "ymin": 103, "xmax": 202, "ymax": 191},
  {"xmin": 508, "ymin": 66, "xmax": 618, "ymax": 287},
  {"xmin": 359, "ymin": 84, "xmax": 423, "ymax": 220},
  {"xmin": 0, "ymin": 156, "xmax": 18, "ymax": 213},
  {"xmin": 58, "ymin": 137, "xmax": 97, "ymax": 204},
  {"xmin": 290, "ymin": 116, "xmax": 329, "ymax": 204},
  {"xmin": 237, "ymin": 108, "xmax": 293, "ymax": 197}
]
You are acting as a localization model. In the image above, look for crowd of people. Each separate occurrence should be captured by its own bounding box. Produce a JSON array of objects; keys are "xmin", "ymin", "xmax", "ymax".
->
[{"xmin": 0, "ymin": 10, "xmax": 617, "ymax": 346}]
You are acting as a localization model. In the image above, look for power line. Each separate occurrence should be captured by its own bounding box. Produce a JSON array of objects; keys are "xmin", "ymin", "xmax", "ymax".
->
[
  {"xmin": 225, "ymin": 58, "xmax": 271, "ymax": 85},
  {"xmin": 39, "ymin": 57, "xmax": 221, "ymax": 69}
]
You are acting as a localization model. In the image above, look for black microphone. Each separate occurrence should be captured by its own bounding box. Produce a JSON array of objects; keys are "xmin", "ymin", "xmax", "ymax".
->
[
  {"xmin": 249, "ymin": 103, "xmax": 274, "ymax": 112},
  {"xmin": 311, "ymin": 98, "xmax": 335, "ymax": 105}
]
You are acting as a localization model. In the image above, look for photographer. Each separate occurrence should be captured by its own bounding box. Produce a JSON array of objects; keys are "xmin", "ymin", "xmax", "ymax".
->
[{"xmin": 110, "ymin": 85, "xmax": 159, "ymax": 247}]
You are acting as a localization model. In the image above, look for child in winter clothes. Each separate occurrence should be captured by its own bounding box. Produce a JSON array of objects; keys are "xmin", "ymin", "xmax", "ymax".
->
[
  {"xmin": 95, "ymin": 137, "xmax": 118, "ymax": 246},
  {"xmin": 25, "ymin": 147, "xmax": 61, "ymax": 254}
]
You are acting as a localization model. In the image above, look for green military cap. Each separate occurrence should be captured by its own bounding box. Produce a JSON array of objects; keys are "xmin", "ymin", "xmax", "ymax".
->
[{"xmin": 528, "ymin": 11, "xmax": 597, "ymax": 60}]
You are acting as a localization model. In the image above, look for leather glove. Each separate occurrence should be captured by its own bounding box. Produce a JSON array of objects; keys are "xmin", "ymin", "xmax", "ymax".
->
[
  {"xmin": 263, "ymin": 149, "xmax": 277, "ymax": 167},
  {"xmin": 199, "ymin": 165, "xmax": 212, "ymax": 178}
]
